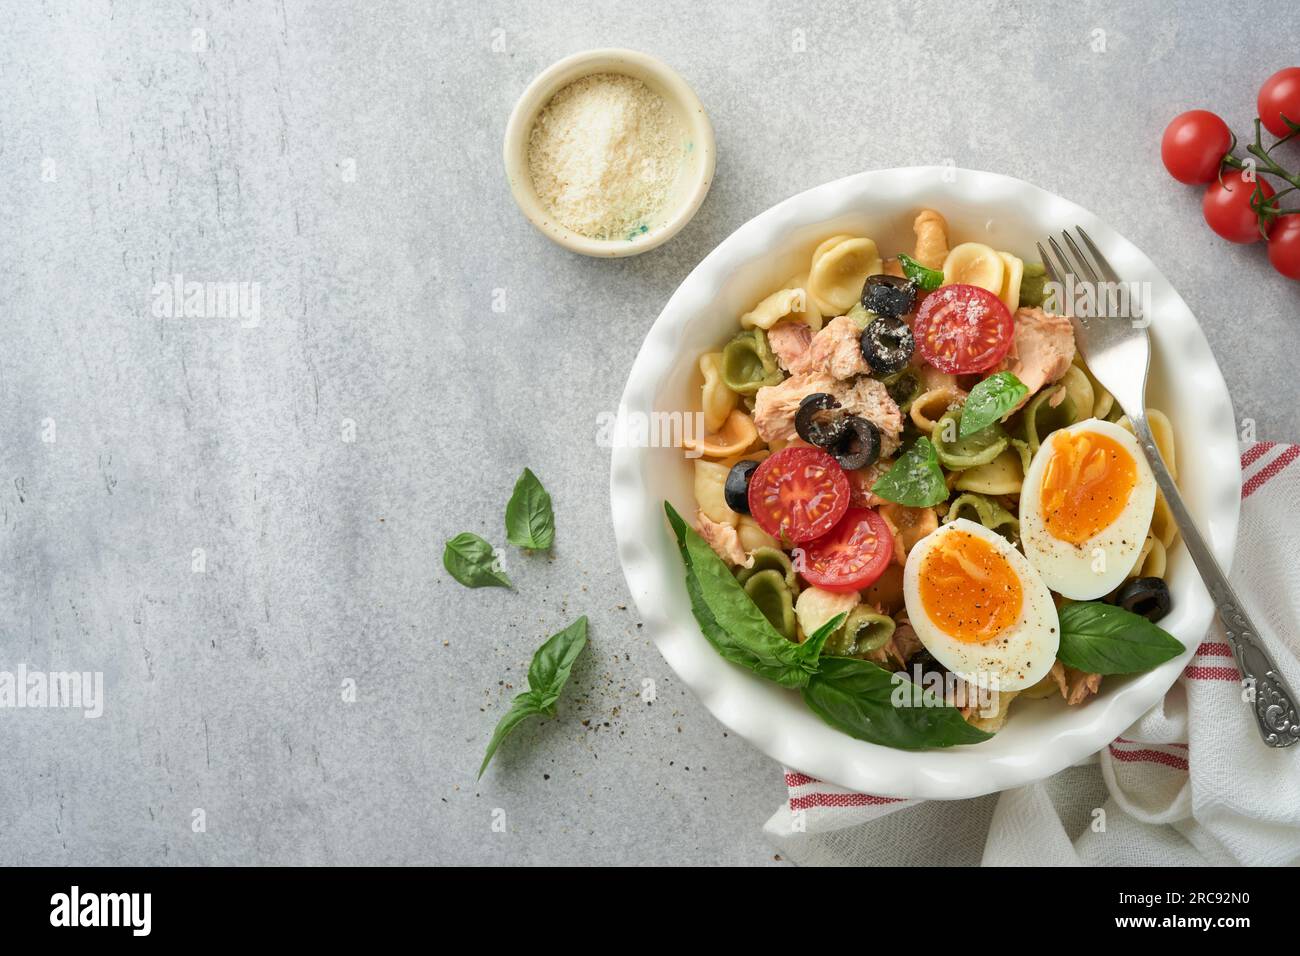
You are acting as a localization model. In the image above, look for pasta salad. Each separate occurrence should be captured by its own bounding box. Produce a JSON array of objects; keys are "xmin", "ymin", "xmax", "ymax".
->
[{"xmin": 666, "ymin": 210, "xmax": 1185, "ymax": 750}]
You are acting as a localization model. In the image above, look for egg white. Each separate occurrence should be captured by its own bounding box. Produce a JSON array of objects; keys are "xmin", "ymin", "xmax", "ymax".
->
[
  {"xmin": 903, "ymin": 519, "xmax": 1060, "ymax": 692},
  {"xmin": 1019, "ymin": 418, "xmax": 1157, "ymax": 600}
]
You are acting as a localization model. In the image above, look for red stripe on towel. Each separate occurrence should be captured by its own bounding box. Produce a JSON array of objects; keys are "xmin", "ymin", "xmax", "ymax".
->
[{"xmin": 1243, "ymin": 445, "xmax": 1300, "ymax": 499}]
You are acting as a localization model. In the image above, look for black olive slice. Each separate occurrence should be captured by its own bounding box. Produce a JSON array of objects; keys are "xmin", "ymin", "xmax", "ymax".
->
[
  {"xmin": 1114, "ymin": 577, "xmax": 1172, "ymax": 622},
  {"xmin": 829, "ymin": 416, "xmax": 881, "ymax": 470},
  {"xmin": 860, "ymin": 274, "xmax": 917, "ymax": 320},
  {"xmin": 794, "ymin": 392, "xmax": 846, "ymax": 448},
  {"xmin": 860, "ymin": 314, "xmax": 915, "ymax": 376},
  {"xmin": 724, "ymin": 460, "xmax": 760, "ymax": 514}
]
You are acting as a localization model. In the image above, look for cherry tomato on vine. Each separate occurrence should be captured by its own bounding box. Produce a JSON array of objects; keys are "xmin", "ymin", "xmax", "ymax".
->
[
  {"xmin": 1268, "ymin": 214, "xmax": 1300, "ymax": 280},
  {"xmin": 1258, "ymin": 67, "xmax": 1300, "ymax": 139},
  {"xmin": 798, "ymin": 508, "xmax": 894, "ymax": 593},
  {"xmin": 913, "ymin": 284, "xmax": 1015, "ymax": 374},
  {"xmin": 1202, "ymin": 170, "xmax": 1274, "ymax": 244},
  {"xmin": 1161, "ymin": 110, "xmax": 1233, "ymax": 184}
]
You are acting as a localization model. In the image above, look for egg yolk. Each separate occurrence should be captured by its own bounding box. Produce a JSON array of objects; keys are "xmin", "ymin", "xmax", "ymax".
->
[
  {"xmin": 1040, "ymin": 430, "xmax": 1137, "ymax": 545},
  {"xmin": 918, "ymin": 531, "xmax": 1023, "ymax": 643}
]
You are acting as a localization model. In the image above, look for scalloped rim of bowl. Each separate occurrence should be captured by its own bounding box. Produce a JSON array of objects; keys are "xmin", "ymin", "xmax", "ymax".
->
[
  {"xmin": 503, "ymin": 48, "xmax": 716, "ymax": 258},
  {"xmin": 610, "ymin": 166, "xmax": 1240, "ymax": 800}
]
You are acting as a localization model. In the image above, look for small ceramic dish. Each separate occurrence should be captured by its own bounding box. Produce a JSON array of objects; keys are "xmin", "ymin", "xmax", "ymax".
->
[{"xmin": 503, "ymin": 48, "xmax": 715, "ymax": 258}]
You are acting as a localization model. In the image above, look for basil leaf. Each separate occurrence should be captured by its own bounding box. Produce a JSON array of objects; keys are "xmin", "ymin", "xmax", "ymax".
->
[
  {"xmin": 959, "ymin": 371, "xmax": 1029, "ymax": 439},
  {"xmin": 443, "ymin": 532, "xmax": 512, "ymax": 589},
  {"xmin": 665, "ymin": 502, "xmax": 825, "ymax": 688},
  {"xmin": 526, "ymin": 616, "xmax": 589, "ymax": 715},
  {"xmin": 1057, "ymin": 602, "xmax": 1184, "ymax": 674},
  {"xmin": 897, "ymin": 253, "xmax": 944, "ymax": 291},
  {"xmin": 478, "ymin": 691, "xmax": 544, "ymax": 778},
  {"xmin": 505, "ymin": 467, "xmax": 555, "ymax": 550},
  {"xmin": 870, "ymin": 436, "xmax": 948, "ymax": 507},
  {"xmin": 478, "ymin": 616, "xmax": 589, "ymax": 777},
  {"xmin": 803, "ymin": 657, "xmax": 992, "ymax": 750}
]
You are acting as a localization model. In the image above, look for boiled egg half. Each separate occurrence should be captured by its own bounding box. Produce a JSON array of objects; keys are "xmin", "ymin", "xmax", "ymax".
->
[
  {"xmin": 903, "ymin": 519, "xmax": 1060, "ymax": 691},
  {"xmin": 1019, "ymin": 418, "xmax": 1157, "ymax": 600}
]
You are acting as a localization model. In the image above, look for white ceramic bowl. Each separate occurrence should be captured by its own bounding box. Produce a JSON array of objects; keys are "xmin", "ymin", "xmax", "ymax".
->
[
  {"xmin": 503, "ymin": 48, "xmax": 716, "ymax": 258},
  {"xmin": 611, "ymin": 167, "xmax": 1241, "ymax": 800}
]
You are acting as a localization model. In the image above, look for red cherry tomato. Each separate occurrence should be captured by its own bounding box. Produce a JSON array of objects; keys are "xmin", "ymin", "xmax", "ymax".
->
[
  {"xmin": 798, "ymin": 508, "xmax": 894, "ymax": 593},
  {"xmin": 1268, "ymin": 213, "xmax": 1300, "ymax": 280},
  {"xmin": 1160, "ymin": 110, "xmax": 1233, "ymax": 184},
  {"xmin": 747, "ymin": 445, "xmax": 849, "ymax": 544},
  {"xmin": 1202, "ymin": 170, "xmax": 1274, "ymax": 244},
  {"xmin": 1258, "ymin": 67, "xmax": 1300, "ymax": 139},
  {"xmin": 913, "ymin": 284, "xmax": 1015, "ymax": 374}
]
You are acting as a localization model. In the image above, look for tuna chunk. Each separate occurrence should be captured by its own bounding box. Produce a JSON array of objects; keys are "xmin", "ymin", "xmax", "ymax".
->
[
  {"xmin": 694, "ymin": 510, "xmax": 749, "ymax": 566},
  {"xmin": 752, "ymin": 372, "xmax": 903, "ymax": 456},
  {"xmin": 1049, "ymin": 661, "xmax": 1103, "ymax": 705},
  {"xmin": 766, "ymin": 320, "xmax": 814, "ymax": 373},
  {"xmin": 1007, "ymin": 307, "xmax": 1075, "ymax": 400},
  {"xmin": 804, "ymin": 315, "xmax": 871, "ymax": 379},
  {"xmin": 832, "ymin": 375, "xmax": 904, "ymax": 457}
]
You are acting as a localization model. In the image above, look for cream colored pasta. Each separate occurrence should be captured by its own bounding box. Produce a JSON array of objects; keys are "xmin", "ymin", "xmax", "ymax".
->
[
  {"xmin": 1150, "ymin": 492, "xmax": 1178, "ymax": 549},
  {"xmin": 1118, "ymin": 409, "xmax": 1177, "ymax": 479},
  {"xmin": 736, "ymin": 515, "xmax": 779, "ymax": 553},
  {"xmin": 794, "ymin": 586, "xmax": 859, "ymax": 641},
  {"xmin": 807, "ymin": 237, "xmax": 882, "ymax": 316},
  {"xmin": 942, "ymin": 242, "xmax": 1004, "ymax": 293},
  {"xmin": 693, "ymin": 460, "xmax": 736, "ymax": 527},
  {"xmin": 1059, "ymin": 366, "xmax": 1095, "ymax": 427},
  {"xmin": 699, "ymin": 352, "xmax": 737, "ymax": 433},
  {"xmin": 741, "ymin": 286, "xmax": 808, "ymax": 330},
  {"xmin": 997, "ymin": 251, "xmax": 1024, "ymax": 314},
  {"xmin": 910, "ymin": 386, "xmax": 965, "ymax": 433},
  {"xmin": 1072, "ymin": 355, "xmax": 1115, "ymax": 420},
  {"xmin": 1117, "ymin": 408, "xmax": 1178, "ymax": 549},
  {"xmin": 810, "ymin": 234, "xmax": 854, "ymax": 272},
  {"xmin": 954, "ymin": 447, "xmax": 1024, "ymax": 495},
  {"xmin": 783, "ymin": 275, "xmax": 823, "ymax": 331},
  {"xmin": 966, "ymin": 689, "xmax": 1020, "ymax": 734},
  {"xmin": 1125, "ymin": 535, "xmax": 1167, "ymax": 580}
]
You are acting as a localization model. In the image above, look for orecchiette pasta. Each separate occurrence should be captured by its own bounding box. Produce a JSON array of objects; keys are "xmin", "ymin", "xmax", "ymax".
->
[
  {"xmin": 735, "ymin": 515, "xmax": 779, "ymax": 554},
  {"xmin": 942, "ymin": 242, "xmax": 1004, "ymax": 294},
  {"xmin": 997, "ymin": 250, "xmax": 1024, "ymax": 313},
  {"xmin": 807, "ymin": 236, "xmax": 882, "ymax": 315},
  {"xmin": 953, "ymin": 446, "xmax": 1025, "ymax": 495},
  {"xmin": 693, "ymin": 459, "xmax": 736, "ymax": 526},
  {"xmin": 741, "ymin": 286, "xmax": 809, "ymax": 330},
  {"xmin": 682, "ymin": 408, "xmax": 758, "ymax": 459},
  {"xmin": 699, "ymin": 352, "xmax": 737, "ymax": 433},
  {"xmin": 794, "ymin": 586, "xmax": 858, "ymax": 641},
  {"xmin": 910, "ymin": 386, "xmax": 965, "ymax": 433}
]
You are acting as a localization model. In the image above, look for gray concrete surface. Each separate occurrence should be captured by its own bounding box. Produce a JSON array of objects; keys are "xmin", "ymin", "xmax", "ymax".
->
[{"xmin": 1, "ymin": 0, "xmax": 1297, "ymax": 866}]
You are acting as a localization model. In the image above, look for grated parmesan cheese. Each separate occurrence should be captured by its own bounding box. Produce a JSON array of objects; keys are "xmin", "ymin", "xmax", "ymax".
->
[{"xmin": 527, "ymin": 73, "xmax": 684, "ymax": 241}]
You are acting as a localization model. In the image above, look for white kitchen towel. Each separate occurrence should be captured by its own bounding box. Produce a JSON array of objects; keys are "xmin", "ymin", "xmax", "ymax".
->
[{"xmin": 765, "ymin": 441, "xmax": 1300, "ymax": 866}]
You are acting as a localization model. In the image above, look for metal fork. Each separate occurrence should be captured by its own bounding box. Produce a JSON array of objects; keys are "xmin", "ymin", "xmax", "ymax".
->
[{"xmin": 1038, "ymin": 227, "xmax": 1299, "ymax": 747}]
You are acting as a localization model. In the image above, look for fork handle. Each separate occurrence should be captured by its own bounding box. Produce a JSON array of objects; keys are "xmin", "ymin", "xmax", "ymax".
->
[{"xmin": 1130, "ymin": 415, "xmax": 1300, "ymax": 747}]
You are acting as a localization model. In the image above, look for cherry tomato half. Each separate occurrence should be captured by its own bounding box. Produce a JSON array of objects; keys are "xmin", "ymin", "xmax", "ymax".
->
[
  {"xmin": 1268, "ymin": 213, "xmax": 1300, "ymax": 280},
  {"xmin": 1258, "ymin": 67, "xmax": 1300, "ymax": 139},
  {"xmin": 798, "ymin": 508, "xmax": 894, "ymax": 593},
  {"xmin": 913, "ymin": 284, "xmax": 1015, "ymax": 374},
  {"xmin": 747, "ymin": 445, "xmax": 849, "ymax": 544},
  {"xmin": 1202, "ymin": 169, "xmax": 1274, "ymax": 244},
  {"xmin": 1161, "ymin": 110, "xmax": 1232, "ymax": 184}
]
